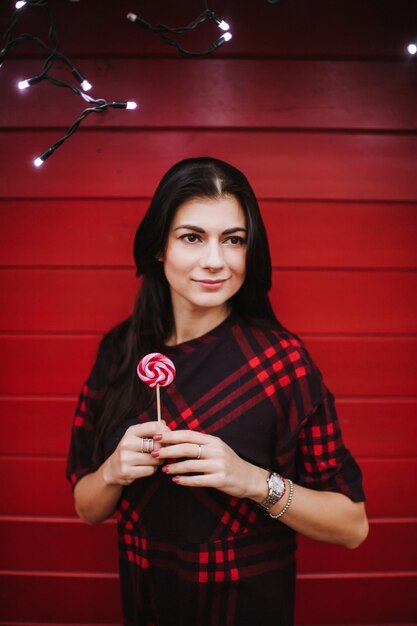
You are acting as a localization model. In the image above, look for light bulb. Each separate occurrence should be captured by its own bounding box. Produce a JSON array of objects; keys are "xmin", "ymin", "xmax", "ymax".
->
[
  {"xmin": 407, "ymin": 43, "xmax": 417, "ymax": 55},
  {"xmin": 221, "ymin": 32, "xmax": 232, "ymax": 42},
  {"xmin": 18, "ymin": 76, "xmax": 41, "ymax": 90},
  {"xmin": 15, "ymin": 1, "xmax": 27, "ymax": 9},
  {"xmin": 34, "ymin": 147, "xmax": 54, "ymax": 167},
  {"xmin": 18, "ymin": 79, "xmax": 30, "ymax": 90},
  {"xmin": 126, "ymin": 101, "xmax": 138, "ymax": 110},
  {"xmin": 212, "ymin": 14, "xmax": 230, "ymax": 31},
  {"xmin": 72, "ymin": 68, "xmax": 92, "ymax": 91},
  {"xmin": 217, "ymin": 20, "xmax": 230, "ymax": 31},
  {"xmin": 81, "ymin": 79, "xmax": 92, "ymax": 91}
]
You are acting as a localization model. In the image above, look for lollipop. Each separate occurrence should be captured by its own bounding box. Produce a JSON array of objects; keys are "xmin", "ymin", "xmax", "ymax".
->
[{"xmin": 137, "ymin": 353, "xmax": 176, "ymax": 421}]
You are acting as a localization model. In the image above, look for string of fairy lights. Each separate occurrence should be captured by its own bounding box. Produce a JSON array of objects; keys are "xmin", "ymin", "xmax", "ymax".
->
[
  {"xmin": 0, "ymin": 0, "xmax": 140, "ymax": 166},
  {"xmin": 1, "ymin": 1, "xmax": 415, "ymax": 168},
  {"xmin": 126, "ymin": 2, "xmax": 232, "ymax": 57},
  {"xmin": 0, "ymin": 0, "xmax": 233, "ymax": 167}
]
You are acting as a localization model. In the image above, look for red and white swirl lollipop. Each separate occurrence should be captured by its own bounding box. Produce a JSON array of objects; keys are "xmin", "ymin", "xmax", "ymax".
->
[{"xmin": 137, "ymin": 353, "xmax": 176, "ymax": 421}]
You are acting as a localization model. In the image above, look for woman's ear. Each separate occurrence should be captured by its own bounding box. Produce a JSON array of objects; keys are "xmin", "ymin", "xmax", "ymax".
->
[{"xmin": 156, "ymin": 252, "xmax": 164, "ymax": 262}]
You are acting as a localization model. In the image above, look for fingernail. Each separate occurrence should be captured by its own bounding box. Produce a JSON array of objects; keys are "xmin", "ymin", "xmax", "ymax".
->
[
  {"xmin": 153, "ymin": 434, "xmax": 163, "ymax": 441},
  {"xmin": 162, "ymin": 465, "xmax": 169, "ymax": 473},
  {"xmin": 151, "ymin": 450, "xmax": 160, "ymax": 458},
  {"xmin": 172, "ymin": 476, "xmax": 179, "ymax": 483}
]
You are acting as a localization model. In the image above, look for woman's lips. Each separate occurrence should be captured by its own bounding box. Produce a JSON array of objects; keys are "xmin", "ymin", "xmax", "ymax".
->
[{"xmin": 192, "ymin": 278, "xmax": 228, "ymax": 289}]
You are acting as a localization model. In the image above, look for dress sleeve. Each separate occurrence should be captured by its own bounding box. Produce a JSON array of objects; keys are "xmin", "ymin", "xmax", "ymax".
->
[
  {"xmin": 65, "ymin": 345, "xmax": 106, "ymax": 491},
  {"xmin": 296, "ymin": 384, "xmax": 365, "ymax": 502}
]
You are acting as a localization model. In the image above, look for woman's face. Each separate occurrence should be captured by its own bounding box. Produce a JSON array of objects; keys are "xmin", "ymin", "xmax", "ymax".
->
[{"xmin": 160, "ymin": 195, "xmax": 247, "ymax": 317}]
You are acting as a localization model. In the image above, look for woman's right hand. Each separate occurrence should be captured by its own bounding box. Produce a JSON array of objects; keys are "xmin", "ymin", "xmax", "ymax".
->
[{"xmin": 102, "ymin": 420, "xmax": 171, "ymax": 486}]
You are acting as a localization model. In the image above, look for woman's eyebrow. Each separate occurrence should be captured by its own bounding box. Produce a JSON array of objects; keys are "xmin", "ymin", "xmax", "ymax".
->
[
  {"xmin": 173, "ymin": 224, "xmax": 247, "ymax": 235},
  {"xmin": 173, "ymin": 224, "xmax": 205, "ymax": 233}
]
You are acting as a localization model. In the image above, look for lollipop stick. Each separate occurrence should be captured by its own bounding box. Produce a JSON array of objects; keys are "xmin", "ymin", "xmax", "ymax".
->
[{"xmin": 156, "ymin": 384, "xmax": 161, "ymax": 422}]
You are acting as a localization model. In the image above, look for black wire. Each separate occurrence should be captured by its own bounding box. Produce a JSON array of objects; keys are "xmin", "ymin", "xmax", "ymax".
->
[
  {"xmin": 40, "ymin": 100, "xmax": 131, "ymax": 161},
  {"xmin": 152, "ymin": 30, "xmax": 228, "ymax": 57},
  {"xmin": 1, "ymin": 0, "xmax": 136, "ymax": 164},
  {"xmin": 128, "ymin": 2, "xmax": 231, "ymax": 57},
  {"xmin": 144, "ymin": 9, "xmax": 210, "ymax": 34}
]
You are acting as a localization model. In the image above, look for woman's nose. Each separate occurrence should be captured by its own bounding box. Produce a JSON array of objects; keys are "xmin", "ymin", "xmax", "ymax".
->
[{"xmin": 199, "ymin": 242, "xmax": 225, "ymax": 270}]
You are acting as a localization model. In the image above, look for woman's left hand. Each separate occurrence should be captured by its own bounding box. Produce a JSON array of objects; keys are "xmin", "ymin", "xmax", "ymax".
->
[{"xmin": 152, "ymin": 429, "xmax": 267, "ymax": 501}]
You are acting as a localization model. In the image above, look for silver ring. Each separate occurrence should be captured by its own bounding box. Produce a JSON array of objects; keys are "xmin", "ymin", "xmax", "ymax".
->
[
  {"xmin": 141, "ymin": 438, "xmax": 154, "ymax": 454},
  {"xmin": 196, "ymin": 444, "xmax": 202, "ymax": 460}
]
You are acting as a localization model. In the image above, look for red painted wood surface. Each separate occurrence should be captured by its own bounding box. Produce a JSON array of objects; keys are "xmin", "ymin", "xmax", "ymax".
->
[
  {"xmin": 0, "ymin": 573, "xmax": 122, "ymax": 622},
  {"xmin": 295, "ymin": 575, "xmax": 417, "ymax": 625},
  {"xmin": 2, "ymin": 200, "xmax": 416, "ymax": 269},
  {"xmin": 1, "ymin": 131, "xmax": 417, "ymax": 201},
  {"xmin": 2, "ymin": 60, "xmax": 416, "ymax": 130}
]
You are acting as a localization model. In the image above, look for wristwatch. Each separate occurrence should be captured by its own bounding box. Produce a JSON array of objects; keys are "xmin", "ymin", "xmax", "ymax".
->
[{"xmin": 258, "ymin": 472, "xmax": 286, "ymax": 511}]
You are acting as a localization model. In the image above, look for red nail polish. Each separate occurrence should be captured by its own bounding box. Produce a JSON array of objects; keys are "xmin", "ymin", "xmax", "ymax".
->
[
  {"xmin": 162, "ymin": 466, "xmax": 169, "ymax": 473},
  {"xmin": 151, "ymin": 450, "xmax": 159, "ymax": 458},
  {"xmin": 172, "ymin": 476, "xmax": 179, "ymax": 483},
  {"xmin": 153, "ymin": 434, "xmax": 163, "ymax": 441}
]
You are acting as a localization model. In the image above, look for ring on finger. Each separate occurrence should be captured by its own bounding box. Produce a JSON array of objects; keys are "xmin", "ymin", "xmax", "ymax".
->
[
  {"xmin": 196, "ymin": 444, "xmax": 202, "ymax": 460},
  {"xmin": 141, "ymin": 438, "xmax": 154, "ymax": 454}
]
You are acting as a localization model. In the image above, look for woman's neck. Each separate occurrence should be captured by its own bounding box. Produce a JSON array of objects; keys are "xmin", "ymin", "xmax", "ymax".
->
[{"xmin": 166, "ymin": 304, "xmax": 230, "ymax": 346}]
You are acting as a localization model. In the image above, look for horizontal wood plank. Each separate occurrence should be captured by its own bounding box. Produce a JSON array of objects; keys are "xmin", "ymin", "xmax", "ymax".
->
[
  {"xmin": 304, "ymin": 336, "xmax": 417, "ymax": 397},
  {"xmin": 297, "ymin": 520, "xmax": 417, "ymax": 575},
  {"xmin": 1, "ymin": 60, "xmax": 416, "ymax": 130},
  {"xmin": 0, "ymin": 571, "xmax": 415, "ymax": 622},
  {"xmin": 0, "ymin": 269, "xmax": 138, "ymax": 333},
  {"xmin": 1, "ymin": 131, "xmax": 416, "ymax": 201},
  {"xmin": 1, "ymin": 268, "xmax": 416, "ymax": 334},
  {"xmin": 336, "ymin": 399, "xmax": 417, "ymax": 457},
  {"xmin": 271, "ymin": 270, "xmax": 417, "ymax": 334},
  {"xmin": 1, "ymin": 518, "xmax": 415, "ymax": 575},
  {"xmin": 0, "ymin": 397, "xmax": 76, "ymax": 456},
  {"xmin": 0, "ymin": 0, "xmax": 415, "ymax": 59},
  {"xmin": 295, "ymin": 574, "xmax": 417, "ymax": 624},
  {"xmin": 0, "ymin": 519, "xmax": 118, "ymax": 573},
  {"xmin": 1, "ymin": 335, "xmax": 416, "ymax": 397},
  {"xmin": 0, "ymin": 572, "xmax": 122, "ymax": 622},
  {"xmin": 1, "ymin": 200, "xmax": 416, "ymax": 269},
  {"xmin": 0, "ymin": 458, "xmax": 414, "ymax": 517}
]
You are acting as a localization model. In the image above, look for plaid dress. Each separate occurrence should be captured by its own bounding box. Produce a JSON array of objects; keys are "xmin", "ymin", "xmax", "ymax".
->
[{"xmin": 67, "ymin": 315, "xmax": 365, "ymax": 626}]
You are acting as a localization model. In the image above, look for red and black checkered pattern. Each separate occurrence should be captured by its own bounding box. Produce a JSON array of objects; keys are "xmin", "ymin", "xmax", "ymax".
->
[{"xmin": 67, "ymin": 315, "xmax": 365, "ymax": 625}]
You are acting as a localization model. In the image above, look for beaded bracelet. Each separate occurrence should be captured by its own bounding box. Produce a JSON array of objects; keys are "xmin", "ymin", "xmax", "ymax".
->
[{"xmin": 269, "ymin": 479, "xmax": 294, "ymax": 519}]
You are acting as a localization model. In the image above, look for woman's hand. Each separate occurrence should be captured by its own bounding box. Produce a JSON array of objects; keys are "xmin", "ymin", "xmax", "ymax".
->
[
  {"xmin": 102, "ymin": 420, "xmax": 172, "ymax": 486},
  {"xmin": 152, "ymin": 429, "xmax": 268, "ymax": 501}
]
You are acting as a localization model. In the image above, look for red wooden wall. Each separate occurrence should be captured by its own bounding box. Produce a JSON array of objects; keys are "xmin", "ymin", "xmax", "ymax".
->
[{"xmin": 0, "ymin": 0, "xmax": 417, "ymax": 623}]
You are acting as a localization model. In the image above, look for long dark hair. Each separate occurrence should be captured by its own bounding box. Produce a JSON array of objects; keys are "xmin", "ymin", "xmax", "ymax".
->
[{"xmin": 93, "ymin": 157, "xmax": 285, "ymax": 465}]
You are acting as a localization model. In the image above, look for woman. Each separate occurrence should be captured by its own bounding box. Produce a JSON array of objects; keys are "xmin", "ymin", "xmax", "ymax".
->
[{"xmin": 67, "ymin": 157, "xmax": 368, "ymax": 626}]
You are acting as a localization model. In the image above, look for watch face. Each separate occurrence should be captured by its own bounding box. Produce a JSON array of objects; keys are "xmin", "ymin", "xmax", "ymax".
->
[{"xmin": 269, "ymin": 474, "xmax": 285, "ymax": 498}]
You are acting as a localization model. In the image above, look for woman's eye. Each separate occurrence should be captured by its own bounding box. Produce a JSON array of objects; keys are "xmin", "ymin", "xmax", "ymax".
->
[
  {"xmin": 225, "ymin": 236, "xmax": 246, "ymax": 246},
  {"xmin": 181, "ymin": 233, "xmax": 200, "ymax": 243}
]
